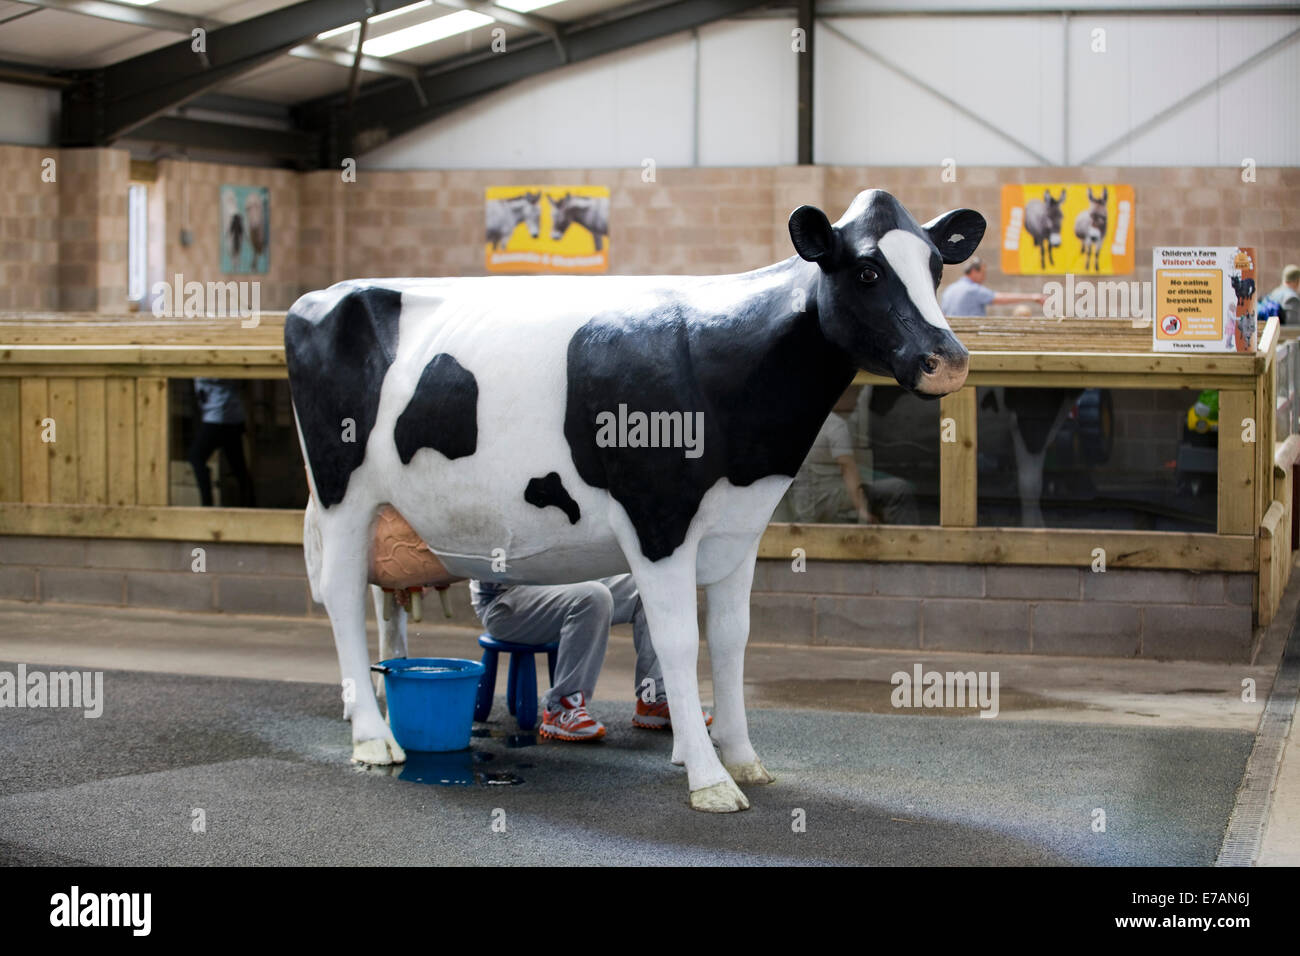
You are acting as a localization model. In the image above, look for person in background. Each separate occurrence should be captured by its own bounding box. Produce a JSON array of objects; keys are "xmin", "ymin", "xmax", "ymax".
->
[
  {"xmin": 188, "ymin": 378, "xmax": 256, "ymax": 507},
  {"xmin": 1266, "ymin": 264, "xmax": 1300, "ymax": 326},
  {"xmin": 940, "ymin": 257, "xmax": 1047, "ymax": 317},
  {"xmin": 789, "ymin": 386, "xmax": 919, "ymax": 525},
  {"xmin": 470, "ymin": 576, "xmax": 709, "ymax": 741}
]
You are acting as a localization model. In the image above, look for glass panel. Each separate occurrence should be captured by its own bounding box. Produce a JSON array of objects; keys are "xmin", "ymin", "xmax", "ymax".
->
[
  {"xmin": 1277, "ymin": 340, "xmax": 1297, "ymax": 440},
  {"xmin": 976, "ymin": 387, "xmax": 1216, "ymax": 531},
  {"xmin": 774, "ymin": 384, "xmax": 941, "ymax": 526},
  {"xmin": 169, "ymin": 378, "xmax": 306, "ymax": 509},
  {"xmin": 127, "ymin": 183, "xmax": 148, "ymax": 303}
]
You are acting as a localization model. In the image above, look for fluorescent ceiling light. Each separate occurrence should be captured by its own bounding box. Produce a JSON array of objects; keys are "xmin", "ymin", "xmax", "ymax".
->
[
  {"xmin": 317, "ymin": 2, "xmax": 435, "ymax": 42},
  {"xmin": 317, "ymin": 22, "xmax": 358, "ymax": 40},
  {"xmin": 116, "ymin": 0, "xmax": 161, "ymax": 5},
  {"xmin": 362, "ymin": 9, "xmax": 493, "ymax": 57},
  {"xmin": 496, "ymin": 0, "xmax": 565, "ymax": 11}
]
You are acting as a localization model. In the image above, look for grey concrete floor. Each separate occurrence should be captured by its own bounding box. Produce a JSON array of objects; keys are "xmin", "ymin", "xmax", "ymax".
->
[{"xmin": 0, "ymin": 591, "xmax": 1295, "ymax": 866}]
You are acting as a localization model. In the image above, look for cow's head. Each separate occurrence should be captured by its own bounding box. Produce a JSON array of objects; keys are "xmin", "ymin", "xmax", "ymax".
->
[
  {"xmin": 547, "ymin": 192, "xmax": 573, "ymax": 240},
  {"xmin": 789, "ymin": 189, "xmax": 983, "ymax": 398}
]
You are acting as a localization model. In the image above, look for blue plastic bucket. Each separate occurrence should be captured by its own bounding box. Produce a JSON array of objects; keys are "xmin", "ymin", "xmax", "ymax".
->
[{"xmin": 376, "ymin": 657, "xmax": 485, "ymax": 752}]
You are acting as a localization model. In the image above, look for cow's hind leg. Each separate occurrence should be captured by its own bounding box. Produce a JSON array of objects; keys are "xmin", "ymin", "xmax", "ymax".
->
[
  {"xmin": 320, "ymin": 506, "xmax": 405, "ymax": 765},
  {"xmin": 613, "ymin": 522, "xmax": 746, "ymax": 812},
  {"xmin": 705, "ymin": 538, "xmax": 773, "ymax": 786}
]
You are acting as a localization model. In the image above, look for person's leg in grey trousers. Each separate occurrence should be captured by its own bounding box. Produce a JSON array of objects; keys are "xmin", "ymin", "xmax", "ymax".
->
[
  {"xmin": 477, "ymin": 581, "xmax": 613, "ymax": 711},
  {"xmin": 601, "ymin": 573, "xmax": 665, "ymax": 702}
]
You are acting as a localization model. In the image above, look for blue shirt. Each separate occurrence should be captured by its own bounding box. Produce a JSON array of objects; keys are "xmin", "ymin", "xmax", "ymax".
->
[
  {"xmin": 940, "ymin": 276, "xmax": 996, "ymax": 317},
  {"xmin": 193, "ymin": 378, "xmax": 245, "ymax": 425}
]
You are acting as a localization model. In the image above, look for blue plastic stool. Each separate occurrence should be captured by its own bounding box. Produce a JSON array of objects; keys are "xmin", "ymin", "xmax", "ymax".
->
[{"xmin": 474, "ymin": 634, "xmax": 558, "ymax": 731}]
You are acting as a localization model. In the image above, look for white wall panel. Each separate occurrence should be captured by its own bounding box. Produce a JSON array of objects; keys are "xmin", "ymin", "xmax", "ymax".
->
[
  {"xmin": 1073, "ymin": 14, "xmax": 1300, "ymax": 166},
  {"xmin": 358, "ymin": 11, "xmax": 1299, "ymax": 171},
  {"xmin": 696, "ymin": 18, "xmax": 798, "ymax": 166},
  {"xmin": 361, "ymin": 33, "xmax": 696, "ymax": 170},
  {"xmin": 816, "ymin": 16, "xmax": 1065, "ymax": 166}
]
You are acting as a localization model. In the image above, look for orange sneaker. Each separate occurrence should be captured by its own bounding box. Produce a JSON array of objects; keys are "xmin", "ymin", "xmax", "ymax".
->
[
  {"xmin": 633, "ymin": 698, "xmax": 713, "ymax": 730},
  {"xmin": 540, "ymin": 692, "xmax": 606, "ymax": 741}
]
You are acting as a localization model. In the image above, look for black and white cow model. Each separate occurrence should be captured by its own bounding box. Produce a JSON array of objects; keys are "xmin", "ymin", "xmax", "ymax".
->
[{"xmin": 285, "ymin": 189, "xmax": 984, "ymax": 812}]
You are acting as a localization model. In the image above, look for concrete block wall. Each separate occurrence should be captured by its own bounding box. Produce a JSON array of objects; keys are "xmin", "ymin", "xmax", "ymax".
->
[
  {"xmin": 751, "ymin": 558, "xmax": 1257, "ymax": 662},
  {"xmin": 825, "ymin": 164, "xmax": 1300, "ymax": 301},
  {"xmin": 0, "ymin": 145, "xmax": 62, "ymax": 311},
  {"xmin": 3, "ymin": 153, "xmax": 1295, "ymax": 313},
  {"xmin": 159, "ymin": 158, "xmax": 302, "ymax": 312},
  {"xmin": 322, "ymin": 162, "xmax": 1299, "ymax": 300},
  {"xmin": 0, "ymin": 145, "xmax": 128, "ymax": 312},
  {"xmin": 57, "ymin": 149, "xmax": 129, "ymax": 311},
  {"xmin": 0, "ymin": 537, "xmax": 1259, "ymax": 662},
  {"xmin": 0, "ymin": 535, "xmax": 483, "ymax": 629}
]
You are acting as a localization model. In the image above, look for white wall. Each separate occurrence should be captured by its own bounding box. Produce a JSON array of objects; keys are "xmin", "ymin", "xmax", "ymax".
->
[
  {"xmin": 1066, "ymin": 14, "xmax": 1300, "ymax": 167},
  {"xmin": 0, "ymin": 83, "xmax": 59, "ymax": 147},
  {"xmin": 354, "ymin": 11, "xmax": 1300, "ymax": 170},
  {"xmin": 363, "ymin": 33, "xmax": 698, "ymax": 170}
]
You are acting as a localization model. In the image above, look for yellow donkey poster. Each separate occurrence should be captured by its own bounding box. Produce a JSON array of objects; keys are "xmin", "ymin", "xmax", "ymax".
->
[
  {"xmin": 485, "ymin": 185, "xmax": 610, "ymax": 274},
  {"xmin": 1000, "ymin": 183, "xmax": 1135, "ymax": 275}
]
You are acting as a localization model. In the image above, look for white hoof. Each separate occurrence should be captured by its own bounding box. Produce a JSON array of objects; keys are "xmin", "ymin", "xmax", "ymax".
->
[
  {"xmin": 670, "ymin": 749, "xmax": 685, "ymax": 766},
  {"xmin": 352, "ymin": 736, "xmax": 407, "ymax": 765},
  {"xmin": 726, "ymin": 759, "xmax": 774, "ymax": 785},
  {"xmin": 689, "ymin": 777, "xmax": 749, "ymax": 813}
]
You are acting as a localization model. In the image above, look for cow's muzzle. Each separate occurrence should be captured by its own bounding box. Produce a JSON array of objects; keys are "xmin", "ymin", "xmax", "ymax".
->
[{"xmin": 912, "ymin": 345, "xmax": 970, "ymax": 397}]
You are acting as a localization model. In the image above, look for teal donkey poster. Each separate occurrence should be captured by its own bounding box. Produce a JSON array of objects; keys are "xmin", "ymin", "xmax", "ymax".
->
[{"xmin": 220, "ymin": 185, "xmax": 270, "ymax": 274}]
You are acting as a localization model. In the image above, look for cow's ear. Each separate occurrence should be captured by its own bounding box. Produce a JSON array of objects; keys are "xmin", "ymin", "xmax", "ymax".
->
[
  {"xmin": 789, "ymin": 205, "xmax": 840, "ymax": 267},
  {"xmin": 924, "ymin": 208, "xmax": 986, "ymax": 264}
]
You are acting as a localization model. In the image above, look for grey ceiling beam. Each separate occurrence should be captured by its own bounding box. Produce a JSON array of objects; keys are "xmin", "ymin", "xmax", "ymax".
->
[
  {"xmin": 127, "ymin": 116, "xmax": 320, "ymax": 164},
  {"xmin": 287, "ymin": 41, "xmax": 421, "ymax": 80},
  {"xmin": 0, "ymin": 58, "xmax": 73, "ymax": 88},
  {"xmin": 303, "ymin": 0, "xmax": 773, "ymax": 165},
  {"xmin": 13, "ymin": 0, "xmax": 417, "ymax": 79},
  {"xmin": 60, "ymin": 0, "xmax": 416, "ymax": 145},
  {"xmin": 796, "ymin": 0, "xmax": 812, "ymax": 165}
]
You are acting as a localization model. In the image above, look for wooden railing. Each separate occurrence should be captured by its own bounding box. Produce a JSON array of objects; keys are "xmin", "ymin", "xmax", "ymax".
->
[{"xmin": 0, "ymin": 312, "xmax": 1290, "ymax": 623}]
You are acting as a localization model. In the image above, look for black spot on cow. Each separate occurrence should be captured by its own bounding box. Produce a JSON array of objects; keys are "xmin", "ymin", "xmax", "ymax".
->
[
  {"xmin": 564, "ymin": 290, "xmax": 855, "ymax": 562},
  {"xmin": 285, "ymin": 285, "xmax": 402, "ymax": 508},
  {"xmin": 394, "ymin": 353, "xmax": 478, "ymax": 465},
  {"xmin": 524, "ymin": 472, "xmax": 581, "ymax": 524}
]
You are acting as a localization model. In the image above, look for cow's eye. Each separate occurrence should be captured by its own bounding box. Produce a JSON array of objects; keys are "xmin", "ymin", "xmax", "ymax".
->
[{"xmin": 858, "ymin": 267, "xmax": 879, "ymax": 284}]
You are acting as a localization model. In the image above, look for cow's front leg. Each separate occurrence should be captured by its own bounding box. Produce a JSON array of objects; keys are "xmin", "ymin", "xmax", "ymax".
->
[
  {"xmin": 321, "ymin": 510, "xmax": 405, "ymax": 765},
  {"xmin": 705, "ymin": 539, "xmax": 773, "ymax": 786},
  {"xmin": 615, "ymin": 527, "xmax": 746, "ymax": 812}
]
